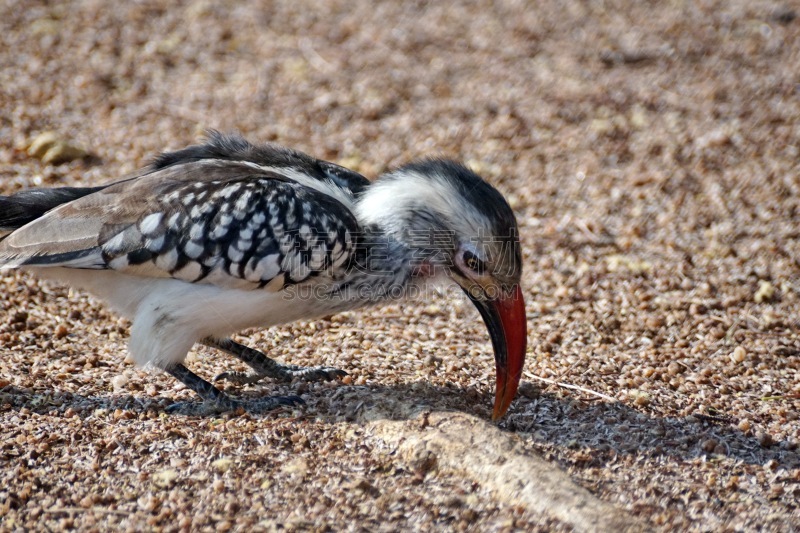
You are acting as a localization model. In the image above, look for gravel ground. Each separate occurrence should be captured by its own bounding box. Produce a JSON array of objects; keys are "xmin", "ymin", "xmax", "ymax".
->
[{"xmin": 1, "ymin": 0, "xmax": 799, "ymax": 530}]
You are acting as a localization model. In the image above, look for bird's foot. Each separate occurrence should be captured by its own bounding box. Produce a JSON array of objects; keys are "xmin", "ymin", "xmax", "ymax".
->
[
  {"xmin": 165, "ymin": 394, "xmax": 304, "ymax": 416},
  {"xmin": 213, "ymin": 365, "xmax": 347, "ymax": 385},
  {"xmin": 212, "ymin": 370, "xmax": 267, "ymax": 385},
  {"xmin": 203, "ymin": 338, "xmax": 347, "ymax": 384},
  {"xmin": 280, "ymin": 365, "xmax": 348, "ymax": 383}
]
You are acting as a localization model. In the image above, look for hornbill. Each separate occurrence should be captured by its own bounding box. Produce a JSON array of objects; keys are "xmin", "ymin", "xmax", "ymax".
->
[{"xmin": 0, "ymin": 132, "xmax": 527, "ymax": 419}]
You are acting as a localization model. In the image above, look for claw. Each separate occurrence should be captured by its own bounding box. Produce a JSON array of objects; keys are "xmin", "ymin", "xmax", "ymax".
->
[
  {"xmin": 212, "ymin": 371, "xmax": 266, "ymax": 385},
  {"xmin": 164, "ymin": 402, "xmax": 184, "ymax": 414},
  {"xmin": 285, "ymin": 366, "xmax": 348, "ymax": 382}
]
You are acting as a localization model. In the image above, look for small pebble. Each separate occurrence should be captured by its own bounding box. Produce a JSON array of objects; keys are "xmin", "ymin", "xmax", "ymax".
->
[
  {"xmin": 110, "ymin": 374, "xmax": 129, "ymax": 391},
  {"xmin": 546, "ymin": 331, "xmax": 562, "ymax": 344},
  {"xmin": 634, "ymin": 393, "xmax": 650, "ymax": 407},
  {"xmin": 211, "ymin": 458, "xmax": 234, "ymax": 472},
  {"xmin": 137, "ymin": 494, "xmax": 159, "ymax": 512},
  {"xmin": 689, "ymin": 303, "xmax": 707, "ymax": 315},
  {"xmin": 54, "ymin": 324, "xmax": 69, "ymax": 339},
  {"xmin": 758, "ymin": 432, "xmax": 776, "ymax": 448},
  {"xmin": 730, "ymin": 346, "xmax": 746, "ymax": 364},
  {"xmin": 754, "ymin": 280, "xmax": 775, "ymax": 303},
  {"xmin": 423, "ymin": 355, "xmax": 441, "ymax": 367},
  {"xmin": 152, "ymin": 469, "xmax": 179, "ymax": 488},
  {"xmin": 78, "ymin": 495, "xmax": 94, "ymax": 508},
  {"xmin": 646, "ymin": 316, "xmax": 664, "ymax": 329},
  {"xmin": 667, "ymin": 362, "xmax": 683, "ymax": 376},
  {"xmin": 701, "ymin": 438, "xmax": 718, "ymax": 453}
]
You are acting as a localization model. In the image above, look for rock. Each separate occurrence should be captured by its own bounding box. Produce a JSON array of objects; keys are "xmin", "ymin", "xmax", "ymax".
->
[
  {"xmin": 153, "ymin": 469, "xmax": 180, "ymax": 488},
  {"xmin": 27, "ymin": 131, "xmax": 90, "ymax": 165},
  {"xmin": 110, "ymin": 374, "xmax": 129, "ymax": 392},
  {"xmin": 754, "ymin": 280, "xmax": 775, "ymax": 303},
  {"xmin": 281, "ymin": 458, "xmax": 308, "ymax": 476},
  {"xmin": 369, "ymin": 411, "xmax": 647, "ymax": 532},
  {"xmin": 211, "ymin": 458, "xmax": 234, "ymax": 472}
]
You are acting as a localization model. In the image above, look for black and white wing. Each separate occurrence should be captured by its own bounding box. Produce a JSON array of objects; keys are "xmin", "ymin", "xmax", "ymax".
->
[{"xmin": 0, "ymin": 134, "xmax": 369, "ymax": 291}]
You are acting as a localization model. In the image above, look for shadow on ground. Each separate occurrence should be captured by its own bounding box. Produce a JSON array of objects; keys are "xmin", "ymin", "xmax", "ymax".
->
[{"xmin": 2, "ymin": 379, "xmax": 796, "ymax": 469}]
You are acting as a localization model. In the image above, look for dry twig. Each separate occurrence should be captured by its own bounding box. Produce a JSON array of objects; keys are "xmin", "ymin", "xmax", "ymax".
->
[{"xmin": 523, "ymin": 371, "xmax": 617, "ymax": 403}]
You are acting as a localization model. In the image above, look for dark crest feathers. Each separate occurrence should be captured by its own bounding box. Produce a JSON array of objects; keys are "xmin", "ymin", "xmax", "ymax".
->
[{"xmin": 153, "ymin": 131, "xmax": 370, "ymax": 195}]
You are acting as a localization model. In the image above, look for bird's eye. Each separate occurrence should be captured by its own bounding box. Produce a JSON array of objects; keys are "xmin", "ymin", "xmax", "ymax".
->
[{"xmin": 462, "ymin": 250, "xmax": 487, "ymax": 275}]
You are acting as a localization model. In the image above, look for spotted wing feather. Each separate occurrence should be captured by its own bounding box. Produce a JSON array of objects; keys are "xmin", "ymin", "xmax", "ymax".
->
[{"xmin": 0, "ymin": 160, "xmax": 360, "ymax": 291}]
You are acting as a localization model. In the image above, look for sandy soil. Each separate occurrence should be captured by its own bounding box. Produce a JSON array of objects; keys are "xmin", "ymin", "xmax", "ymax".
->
[{"xmin": 1, "ymin": 0, "xmax": 798, "ymax": 530}]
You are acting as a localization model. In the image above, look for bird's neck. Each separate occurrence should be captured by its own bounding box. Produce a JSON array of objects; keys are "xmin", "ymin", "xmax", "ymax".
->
[
  {"xmin": 317, "ymin": 178, "xmax": 454, "ymax": 311},
  {"xmin": 314, "ymin": 224, "xmax": 439, "ymax": 314},
  {"xmin": 346, "ymin": 226, "xmax": 416, "ymax": 299}
]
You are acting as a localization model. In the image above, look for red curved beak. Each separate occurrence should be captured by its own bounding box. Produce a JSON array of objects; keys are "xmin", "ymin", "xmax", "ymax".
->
[{"xmin": 464, "ymin": 284, "xmax": 527, "ymax": 420}]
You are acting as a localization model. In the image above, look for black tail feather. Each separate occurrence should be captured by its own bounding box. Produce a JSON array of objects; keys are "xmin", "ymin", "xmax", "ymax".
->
[{"xmin": 0, "ymin": 186, "xmax": 106, "ymax": 233}]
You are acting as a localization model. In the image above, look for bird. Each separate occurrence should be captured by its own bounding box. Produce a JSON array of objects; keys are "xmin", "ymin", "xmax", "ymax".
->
[{"xmin": 0, "ymin": 132, "xmax": 527, "ymax": 419}]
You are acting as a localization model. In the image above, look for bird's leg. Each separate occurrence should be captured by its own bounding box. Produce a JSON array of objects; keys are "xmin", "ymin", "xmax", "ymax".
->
[
  {"xmin": 203, "ymin": 337, "xmax": 347, "ymax": 385},
  {"xmin": 164, "ymin": 363, "xmax": 303, "ymax": 415}
]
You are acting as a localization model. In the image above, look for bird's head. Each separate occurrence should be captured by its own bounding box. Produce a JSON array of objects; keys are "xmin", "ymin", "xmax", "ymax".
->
[{"xmin": 357, "ymin": 159, "xmax": 527, "ymax": 420}]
